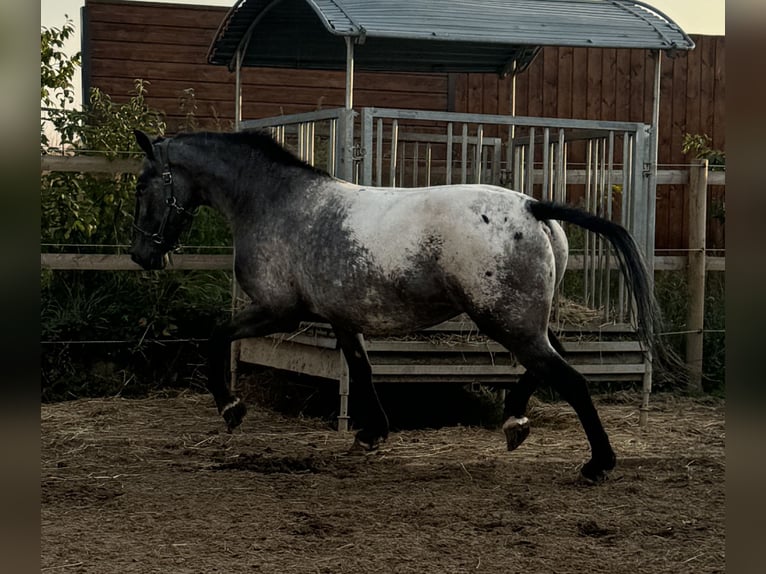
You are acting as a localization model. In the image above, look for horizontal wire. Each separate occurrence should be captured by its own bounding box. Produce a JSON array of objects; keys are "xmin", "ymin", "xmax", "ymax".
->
[
  {"xmin": 42, "ymin": 330, "xmax": 726, "ymax": 345},
  {"xmin": 41, "ymin": 338, "xmax": 208, "ymax": 345}
]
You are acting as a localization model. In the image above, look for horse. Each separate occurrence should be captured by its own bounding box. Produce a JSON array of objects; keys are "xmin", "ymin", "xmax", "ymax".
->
[{"xmin": 129, "ymin": 128, "xmax": 671, "ymax": 482}]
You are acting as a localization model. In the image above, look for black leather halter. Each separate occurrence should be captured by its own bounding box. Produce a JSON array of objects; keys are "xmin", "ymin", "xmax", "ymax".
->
[{"xmin": 132, "ymin": 141, "xmax": 195, "ymax": 248}]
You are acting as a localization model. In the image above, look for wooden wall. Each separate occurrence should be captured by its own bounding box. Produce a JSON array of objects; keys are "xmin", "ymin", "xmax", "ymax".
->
[{"xmin": 82, "ymin": 0, "xmax": 725, "ymax": 251}]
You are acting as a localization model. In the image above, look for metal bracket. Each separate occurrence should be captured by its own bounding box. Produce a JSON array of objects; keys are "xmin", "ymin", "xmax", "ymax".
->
[{"xmin": 351, "ymin": 144, "xmax": 366, "ymax": 161}]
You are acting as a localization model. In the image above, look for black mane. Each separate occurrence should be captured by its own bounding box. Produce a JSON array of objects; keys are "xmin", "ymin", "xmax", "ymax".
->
[{"xmin": 173, "ymin": 130, "xmax": 330, "ymax": 176}]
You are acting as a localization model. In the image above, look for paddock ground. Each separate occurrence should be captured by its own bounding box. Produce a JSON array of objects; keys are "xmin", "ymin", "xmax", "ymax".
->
[{"xmin": 41, "ymin": 388, "xmax": 724, "ymax": 574}]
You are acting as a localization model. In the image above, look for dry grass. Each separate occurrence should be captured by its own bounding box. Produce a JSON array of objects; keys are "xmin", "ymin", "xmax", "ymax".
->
[{"xmin": 42, "ymin": 390, "xmax": 724, "ymax": 574}]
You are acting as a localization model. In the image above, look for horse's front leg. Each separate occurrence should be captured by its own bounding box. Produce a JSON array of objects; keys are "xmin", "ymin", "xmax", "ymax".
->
[
  {"xmin": 208, "ymin": 305, "xmax": 300, "ymax": 431},
  {"xmin": 333, "ymin": 327, "xmax": 389, "ymax": 451}
]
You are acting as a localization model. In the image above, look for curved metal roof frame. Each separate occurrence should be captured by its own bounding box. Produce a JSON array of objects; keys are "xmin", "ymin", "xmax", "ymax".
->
[{"xmin": 208, "ymin": 0, "xmax": 695, "ymax": 75}]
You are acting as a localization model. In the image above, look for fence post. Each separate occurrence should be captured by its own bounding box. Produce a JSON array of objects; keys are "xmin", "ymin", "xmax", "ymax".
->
[{"xmin": 686, "ymin": 159, "xmax": 708, "ymax": 392}]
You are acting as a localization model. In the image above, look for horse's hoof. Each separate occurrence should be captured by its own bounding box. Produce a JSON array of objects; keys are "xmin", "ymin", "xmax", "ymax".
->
[
  {"xmin": 580, "ymin": 455, "xmax": 616, "ymax": 484},
  {"xmin": 502, "ymin": 416, "xmax": 530, "ymax": 451},
  {"xmin": 221, "ymin": 398, "xmax": 247, "ymax": 432},
  {"xmin": 349, "ymin": 430, "xmax": 386, "ymax": 453}
]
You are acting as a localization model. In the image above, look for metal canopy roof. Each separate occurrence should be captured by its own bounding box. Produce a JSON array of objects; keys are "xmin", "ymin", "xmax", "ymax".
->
[{"xmin": 208, "ymin": 0, "xmax": 694, "ymax": 75}]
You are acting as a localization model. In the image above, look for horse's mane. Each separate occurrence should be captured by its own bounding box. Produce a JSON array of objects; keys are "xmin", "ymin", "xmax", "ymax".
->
[{"xmin": 173, "ymin": 130, "xmax": 330, "ymax": 176}]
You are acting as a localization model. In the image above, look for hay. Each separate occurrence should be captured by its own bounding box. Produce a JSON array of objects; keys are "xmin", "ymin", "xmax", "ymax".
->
[{"xmin": 273, "ymin": 297, "xmax": 610, "ymax": 348}]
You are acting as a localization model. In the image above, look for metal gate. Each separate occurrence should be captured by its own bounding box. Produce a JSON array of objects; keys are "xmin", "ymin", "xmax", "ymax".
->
[{"xmin": 237, "ymin": 107, "xmax": 657, "ymax": 428}]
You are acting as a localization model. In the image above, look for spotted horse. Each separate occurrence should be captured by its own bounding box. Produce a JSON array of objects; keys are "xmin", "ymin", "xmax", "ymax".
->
[{"xmin": 129, "ymin": 129, "xmax": 674, "ymax": 482}]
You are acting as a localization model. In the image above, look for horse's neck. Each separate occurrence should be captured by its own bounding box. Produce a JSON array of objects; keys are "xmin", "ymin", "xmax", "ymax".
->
[{"xmin": 182, "ymin": 141, "xmax": 273, "ymax": 223}]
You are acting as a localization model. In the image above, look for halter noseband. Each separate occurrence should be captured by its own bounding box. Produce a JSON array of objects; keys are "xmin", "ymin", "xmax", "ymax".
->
[{"xmin": 133, "ymin": 141, "xmax": 195, "ymax": 249}]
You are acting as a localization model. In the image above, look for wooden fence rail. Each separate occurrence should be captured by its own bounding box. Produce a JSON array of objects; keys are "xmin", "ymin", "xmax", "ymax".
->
[{"xmin": 39, "ymin": 252, "xmax": 725, "ymax": 272}]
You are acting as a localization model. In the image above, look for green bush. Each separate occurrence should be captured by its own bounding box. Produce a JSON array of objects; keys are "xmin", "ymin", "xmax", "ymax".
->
[{"xmin": 41, "ymin": 21, "xmax": 233, "ymax": 400}]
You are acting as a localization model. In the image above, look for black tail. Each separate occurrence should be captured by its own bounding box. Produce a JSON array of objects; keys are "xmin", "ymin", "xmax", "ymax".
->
[{"xmin": 528, "ymin": 200, "xmax": 676, "ymax": 372}]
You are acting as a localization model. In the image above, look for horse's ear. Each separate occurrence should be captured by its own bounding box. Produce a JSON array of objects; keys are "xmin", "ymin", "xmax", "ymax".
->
[{"xmin": 134, "ymin": 129, "xmax": 156, "ymax": 160}]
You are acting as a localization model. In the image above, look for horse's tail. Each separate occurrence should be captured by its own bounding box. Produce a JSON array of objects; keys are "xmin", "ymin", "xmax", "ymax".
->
[{"xmin": 527, "ymin": 200, "xmax": 679, "ymax": 373}]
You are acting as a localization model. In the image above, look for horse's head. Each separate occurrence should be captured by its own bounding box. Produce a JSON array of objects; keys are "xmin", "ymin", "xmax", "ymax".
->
[{"xmin": 129, "ymin": 130, "xmax": 197, "ymax": 270}]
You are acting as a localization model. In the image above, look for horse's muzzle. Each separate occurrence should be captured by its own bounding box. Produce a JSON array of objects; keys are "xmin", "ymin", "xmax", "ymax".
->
[{"xmin": 129, "ymin": 248, "xmax": 168, "ymax": 270}]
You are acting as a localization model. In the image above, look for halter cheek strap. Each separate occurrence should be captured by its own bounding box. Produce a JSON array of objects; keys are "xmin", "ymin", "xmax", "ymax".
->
[{"xmin": 133, "ymin": 141, "xmax": 195, "ymax": 248}]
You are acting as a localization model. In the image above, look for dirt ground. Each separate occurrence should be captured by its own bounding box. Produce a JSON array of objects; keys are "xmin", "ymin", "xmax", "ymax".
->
[{"xmin": 41, "ymin": 389, "xmax": 725, "ymax": 574}]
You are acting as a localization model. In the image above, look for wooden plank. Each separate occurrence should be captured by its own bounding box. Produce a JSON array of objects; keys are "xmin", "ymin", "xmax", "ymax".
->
[
  {"xmin": 525, "ymin": 53, "xmax": 543, "ymax": 118},
  {"xmin": 423, "ymin": 320, "xmax": 638, "ymax": 334},
  {"xmin": 586, "ymin": 47, "xmax": 602, "ymax": 120},
  {"xmin": 41, "ymin": 155, "xmax": 141, "ymax": 174},
  {"xmin": 685, "ymin": 42, "xmax": 702, "ymax": 157},
  {"xmin": 713, "ymin": 36, "xmax": 726, "ymax": 153},
  {"xmin": 627, "ymin": 49, "xmax": 645, "ymax": 123},
  {"xmin": 87, "ymin": 21, "xmax": 219, "ymax": 47},
  {"xmin": 238, "ymin": 337, "xmax": 342, "ymax": 381},
  {"xmin": 269, "ymin": 333, "xmax": 338, "ymax": 350},
  {"xmin": 371, "ymin": 363, "xmax": 646, "ymax": 376},
  {"xmin": 571, "ymin": 47, "xmax": 588, "ymax": 121},
  {"xmin": 698, "ymin": 36, "xmax": 717, "ymax": 144},
  {"xmin": 614, "ymin": 48, "xmax": 631, "ymax": 123},
  {"xmin": 40, "ymin": 253, "xmax": 232, "ymax": 271},
  {"xmin": 556, "ymin": 47, "xmax": 573, "ymax": 119},
  {"xmin": 542, "ymin": 46, "xmax": 558, "ymax": 118},
  {"xmin": 654, "ymin": 255, "xmax": 725, "ymax": 272},
  {"xmin": 364, "ymin": 340, "xmax": 643, "ymax": 353},
  {"xmin": 86, "ymin": 0, "xmax": 226, "ymax": 28},
  {"xmin": 601, "ymin": 48, "xmax": 617, "ymax": 121}
]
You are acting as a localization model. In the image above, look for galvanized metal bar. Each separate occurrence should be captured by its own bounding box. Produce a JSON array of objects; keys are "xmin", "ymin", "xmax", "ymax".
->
[
  {"xmin": 446, "ymin": 123, "xmax": 453, "ymax": 185},
  {"xmin": 376, "ymin": 118, "xmax": 383, "ymax": 186},
  {"xmin": 298, "ymin": 123, "xmax": 305, "ymax": 161},
  {"xmin": 234, "ymin": 48, "xmax": 242, "ymax": 131},
  {"xmin": 597, "ymin": 137, "xmax": 607, "ymax": 312},
  {"xmin": 647, "ymin": 51, "xmax": 661, "ymax": 274},
  {"xmin": 492, "ymin": 139, "xmax": 502, "ymax": 185},
  {"xmin": 556, "ymin": 129, "xmax": 565, "ymax": 203},
  {"xmin": 642, "ymin": 51, "xmax": 661, "ymax": 426},
  {"xmin": 561, "ymin": 141, "xmax": 568, "ymax": 204},
  {"xmin": 413, "ymin": 141, "xmax": 420, "ymax": 186},
  {"xmin": 541, "ymin": 128, "xmax": 550, "ymax": 200},
  {"xmin": 338, "ymin": 353, "xmax": 350, "ymax": 432},
  {"xmin": 589, "ymin": 138, "xmax": 600, "ymax": 308},
  {"xmin": 631, "ymin": 127, "xmax": 649, "ymax": 259},
  {"xmin": 360, "ymin": 107, "xmax": 374, "ymax": 185},
  {"xmin": 474, "ymin": 125, "xmax": 484, "ymax": 184},
  {"xmin": 618, "ymin": 133, "xmax": 631, "ymax": 322},
  {"xmin": 461, "ymin": 124, "xmax": 468, "ymax": 184},
  {"xmin": 344, "ymin": 37, "xmax": 354, "ymax": 110},
  {"xmin": 327, "ymin": 120, "xmax": 337, "ymax": 176},
  {"xmin": 525, "ymin": 128, "xmax": 535, "ymax": 196},
  {"xmin": 584, "ymin": 139, "xmax": 592, "ymax": 304},
  {"xmin": 309, "ymin": 122, "xmax": 316, "ymax": 165},
  {"xmin": 389, "ymin": 119, "xmax": 399, "ymax": 187},
  {"xmin": 399, "ymin": 141, "xmax": 406, "ymax": 185},
  {"xmin": 240, "ymin": 108, "xmax": 346, "ymax": 130},
  {"xmin": 426, "ymin": 143, "xmax": 432, "ymax": 187},
  {"xmin": 604, "ymin": 131, "xmax": 615, "ymax": 322},
  {"xmin": 362, "ymin": 107, "xmax": 645, "ymax": 133}
]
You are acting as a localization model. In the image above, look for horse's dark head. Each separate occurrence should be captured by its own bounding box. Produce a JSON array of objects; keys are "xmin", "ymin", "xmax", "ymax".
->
[{"xmin": 129, "ymin": 130, "xmax": 197, "ymax": 270}]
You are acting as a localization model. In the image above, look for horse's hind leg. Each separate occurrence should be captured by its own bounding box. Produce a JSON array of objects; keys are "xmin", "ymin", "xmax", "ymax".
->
[
  {"xmin": 208, "ymin": 306, "xmax": 300, "ymax": 431},
  {"xmin": 479, "ymin": 323, "xmax": 615, "ymax": 481},
  {"xmin": 502, "ymin": 329, "xmax": 566, "ymax": 451},
  {"xmin": 332, "ymin": 327, "xmax": 389, "ymax": 451}
]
